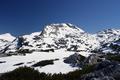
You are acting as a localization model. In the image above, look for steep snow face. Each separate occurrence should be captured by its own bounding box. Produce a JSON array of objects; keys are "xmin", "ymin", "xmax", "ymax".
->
[
  {"xmin": 41, "ymin": 23, "xmax": 84, "ymax": 38},
  {"xmin": 96, "ymin": 29, "xmax": 120, "ymax": 44}
]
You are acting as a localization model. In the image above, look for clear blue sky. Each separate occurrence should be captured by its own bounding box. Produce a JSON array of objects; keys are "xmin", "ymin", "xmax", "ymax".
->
[{"xmin": 0, "ymin": 0, "xmax": 120, "ymax": 36}]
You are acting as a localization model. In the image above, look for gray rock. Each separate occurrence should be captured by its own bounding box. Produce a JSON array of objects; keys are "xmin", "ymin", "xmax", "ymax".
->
[
  {"xmin": 64, "ymin": 53, "xmax": 85, "ymax": 67},
  {"xmin": 84, "ymin": 54, "xmax": 105, "ymax": 65}
]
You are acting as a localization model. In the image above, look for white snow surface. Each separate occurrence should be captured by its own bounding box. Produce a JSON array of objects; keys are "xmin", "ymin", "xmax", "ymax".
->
[
  {"xmin": 0, "ymin": 49, "xmax": 92, "ymax": 74},
  {"xmin": 0, "ymin": 33, "xmax": 15, "ymax": 42}
]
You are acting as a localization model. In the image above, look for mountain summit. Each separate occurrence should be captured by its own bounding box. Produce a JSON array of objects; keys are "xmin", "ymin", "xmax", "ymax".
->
[{"xmin": 41, "ymin": 23, "xmax": 84, "ymax": 38}]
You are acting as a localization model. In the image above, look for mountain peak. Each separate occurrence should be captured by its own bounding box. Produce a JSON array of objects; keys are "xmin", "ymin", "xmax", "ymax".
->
[
  {"xmin": 47, "ymin": 23, "xmax": 84, "ymax": 32},
  {"xmin": 41, "ymin": 23, "xmax": 84, "ymax": 38},
  {"xmin": 0, "ymin": 33, "xmax": 15, "ymax": 41}
]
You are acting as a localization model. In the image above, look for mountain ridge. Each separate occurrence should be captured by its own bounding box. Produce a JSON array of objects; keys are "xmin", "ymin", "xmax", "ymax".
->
[{"xmin": 0, "ymin": 23, "xmax": 120, "ymax": 54}]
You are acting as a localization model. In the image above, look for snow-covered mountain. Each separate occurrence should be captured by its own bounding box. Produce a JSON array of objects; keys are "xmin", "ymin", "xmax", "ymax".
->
[
  {"xmin": 0, "ymin": 23, "xmax": 120, "ymax": 54},
  {"xmin": 0, "ymin": 23, "xmax": 120, "ymax": 74},
  {"xmin": 0, "ymin": 23, "xmax": 100, "ymax": 54}
]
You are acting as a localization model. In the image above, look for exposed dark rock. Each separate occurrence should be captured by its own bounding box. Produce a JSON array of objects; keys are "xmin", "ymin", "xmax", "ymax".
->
[
  {"xmin": 32, "ymin": 59, "xmax": 59, "ymax": 67},
  {"xmin": 0, "ymin": 61, "xmax": 6, "ymax": 63},
  {"xmin": 13, "ymin": 62, "xmax": 24, "ymax": 66},
  {"xmin": 17, "ymin": 49, "xmax": 33, "ymax": 54},
  {"xmin": 17, "ymin": 36, "xmax": 25, "ymax": 49},
  {"xmin": 84, "ymin": 54, "xmax": 105, "ymax": 65},
  {"xmin": 64, "ymin": 53, "xmax": 85, "ymax": 67},
  {"xmin": 67, "ymin": 45, "xmax": 78, "ymax": 51},
  {"xmin": 40, "ymin": 49, "xmax": 54, "ymax": 52}
]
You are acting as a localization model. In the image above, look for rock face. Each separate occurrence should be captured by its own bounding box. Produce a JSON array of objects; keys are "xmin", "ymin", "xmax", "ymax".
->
[
  {"xmin": 64, "ymin": 53, "xmax": 105, "ymax": 67},
  {"xmin": 84, "ymin": 54, "xmax": 104, "ymax": 65},
  {"xmin": 63, "ymin": 53, "xmax": 120, "ymax": 80},
  {"xmin": 64, "ymin": 53, "xmax": 85, "ymax": 67}
]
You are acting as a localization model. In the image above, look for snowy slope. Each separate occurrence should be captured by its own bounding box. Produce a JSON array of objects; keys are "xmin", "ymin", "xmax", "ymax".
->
[
  {"xmin": 0, "ymin": 49, "xmax": 92, "ymax": 74},
  {"xmin": 0, "ymin": 33, "xmax": 16, "ymax": 52},
  {"xmin": 96, "ymin": 29, "xmax": 120, "ymax": 44},
  {"xmin": 0, "ymin": 33, "xmax": 15, "ymax": 42}
]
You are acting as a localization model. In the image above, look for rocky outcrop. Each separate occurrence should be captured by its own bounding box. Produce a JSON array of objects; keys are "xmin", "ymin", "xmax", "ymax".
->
[
  {"xmin": 64, "ymin": 53, "xmax": 105, "ymax": 67},
  {"xmin": 84, "ymin": 54, "xmax": 105, "ymax": 65},
  {"xmin": 64, "ymin": 53, "xmax": 85, "ymax": 67}
]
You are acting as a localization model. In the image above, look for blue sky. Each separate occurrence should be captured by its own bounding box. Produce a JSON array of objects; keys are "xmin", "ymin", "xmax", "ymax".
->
[{"xmin": 0, "ymin": 0, "xmax": 120, "ymax": 36}]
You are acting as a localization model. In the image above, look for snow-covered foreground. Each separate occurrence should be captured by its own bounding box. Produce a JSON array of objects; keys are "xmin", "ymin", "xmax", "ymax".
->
[{"xmin": 0, "ymin": 49, "xmax": 92, "ymax": 74}]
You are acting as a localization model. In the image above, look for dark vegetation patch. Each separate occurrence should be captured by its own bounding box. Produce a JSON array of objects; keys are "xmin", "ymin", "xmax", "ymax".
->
[
  {"xmin": 32, "ymin": 59, "xmax": 59, "ymax": 67},
  {"xmin": 79, "ymin": 55, "xmax": 86, "ymax": 61},
  {"xmin": 13, "ymin": 62, "xmax": 24, "ymax": 66},
  {"xmin": 109, "ymin": 43, "xmax": 120, "ymax": 52},
  {"xmin": 0, "ymin": 66, "xmax": 41, "ymax": 80},
  {"xmin": 106, "ymin": 54, "xmax": 120, "ymax": 62},
  {"xmin": 0, "ymin": 65, "xmax": 95, "ymax": 80},
  {"xmin": 0, "ymin": 61, "xmax": 6, "ymax": 64}
]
